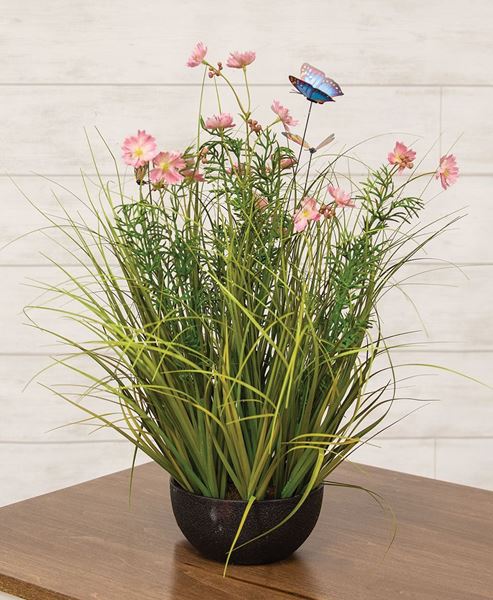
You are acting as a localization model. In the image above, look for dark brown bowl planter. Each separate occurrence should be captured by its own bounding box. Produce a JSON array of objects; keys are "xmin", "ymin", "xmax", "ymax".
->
[{"xmin": 170, "ymin": 479, "xmax": 324, "ymax": 564}]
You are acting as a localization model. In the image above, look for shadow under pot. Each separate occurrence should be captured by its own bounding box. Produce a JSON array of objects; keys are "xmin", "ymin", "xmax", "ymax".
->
[{"xmin": 169, "ymin": 479, "xmax": 324, "ymax": 565}]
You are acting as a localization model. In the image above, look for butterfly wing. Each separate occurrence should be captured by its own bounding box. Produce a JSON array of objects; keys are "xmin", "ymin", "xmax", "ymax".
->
[
  {"xmin": 318, "ymin": 76, "xmax": 343, "ymax": 98},
  {"xmin": 308, "ymin": 87, "xmax": 334, "ymax": 103},
  {"xmin": 300, "ymin": 63, "xmax": 344, "ymax": 98},
  {"xmin": 300, "ymin": 63, "xmax": 326, "ymax": 87},
  {"xmin": 281, "ymin": 130, "xmax": 311, "ymax": 149},
  {"xmin": 289, "ymin": 75, "xmax": 314, "ymax": 99},
  {"xmin": 289, "ymin": 75, "xmax": 333, "ymax": 103},
  {"xmin": 315, "ymin": 133, "xmax": 335, "ymax": 151}
]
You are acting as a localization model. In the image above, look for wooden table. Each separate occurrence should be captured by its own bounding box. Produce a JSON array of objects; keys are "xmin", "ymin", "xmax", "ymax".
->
[{"xmin": 0, "ymin": 462, "xmax": 492, "ymax": 600}]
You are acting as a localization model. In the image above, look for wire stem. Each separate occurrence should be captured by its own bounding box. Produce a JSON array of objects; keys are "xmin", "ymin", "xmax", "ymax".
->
[{"xmin": 291, "ymin": 101, "xmax": 314, "ymax": 205}]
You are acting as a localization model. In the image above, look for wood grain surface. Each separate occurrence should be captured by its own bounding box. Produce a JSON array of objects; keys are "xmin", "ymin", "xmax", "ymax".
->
[{"xmin": 0, "ymin": 461, "xmax": 492, "ymax": 600}]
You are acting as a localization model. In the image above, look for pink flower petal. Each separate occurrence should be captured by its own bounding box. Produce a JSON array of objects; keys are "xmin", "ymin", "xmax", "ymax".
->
[
  {"xmin": 205, "ymin": 112, "xmax": 235, "ymax": 130},
  {"xmin": 150, "ymin": 151, "xmax": 186, "ymax": 185},
  {"xmin": 226, "ymin": 51, "xmax": 256, "ymax": 69},
  {"xmin": 271, "ymin": 100, "xmax": 298, "ymax": 130},
  {"xmin": 293, "ymin": 197, "xmax": 321, "ymax": 231},
  {"xmin": 121, "ymin": 130, "xmax": 158, "ymax": 168},
  {"xmin": 186, "ymin": 42, "xmax": 207, "ymax": 68},
  {"xmin": 328, "ymin": 185, "xmax": 355, "ymax": 208},
  {"xmin": 435, "ymin": 154, "xmax": 459, "ymax": 190},
  {"xmin": 388, "ymin": 141, "xmax": 416, "ymax": 172}
]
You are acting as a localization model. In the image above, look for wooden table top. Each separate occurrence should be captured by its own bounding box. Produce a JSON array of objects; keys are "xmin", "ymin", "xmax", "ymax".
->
[{"xmin": 0, "ymin": 462, "xmax": 492, "ymax": 600}]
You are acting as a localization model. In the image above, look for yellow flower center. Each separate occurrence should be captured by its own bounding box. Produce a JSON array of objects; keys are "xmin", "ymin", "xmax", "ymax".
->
[
  {"xmin": 134, "ymin": 147, "xmax": 144, "ymax": 157},
  {"xmin": 302, "ymin": 208, "xmax": 310, "ymax": 217},
  {"xmin": 158, "ymin": 160, "xmax": 170, "ymax": 171}
]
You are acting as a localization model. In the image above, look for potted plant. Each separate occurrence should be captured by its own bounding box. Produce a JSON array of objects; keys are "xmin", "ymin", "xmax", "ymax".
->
[{"xmin": 27, "ymin": 42, "xmax": 459, "ymax": 570}]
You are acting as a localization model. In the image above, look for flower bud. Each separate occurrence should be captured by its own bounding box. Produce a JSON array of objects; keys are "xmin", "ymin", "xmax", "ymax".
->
[{"xmin": 134, "ymin": 164, "xmax": 148, "ymax": 184}]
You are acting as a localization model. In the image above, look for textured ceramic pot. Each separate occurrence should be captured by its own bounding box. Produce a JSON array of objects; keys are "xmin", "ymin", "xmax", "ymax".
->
[{"xmin": 170, "ymin": 479, "xmax": 324, "ymax": 564}]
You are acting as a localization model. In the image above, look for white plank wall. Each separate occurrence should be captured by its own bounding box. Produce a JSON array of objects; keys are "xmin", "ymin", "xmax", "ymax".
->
[{"xmin": 1, "ymin": 0, "xmax": 492, "ymax": 508}]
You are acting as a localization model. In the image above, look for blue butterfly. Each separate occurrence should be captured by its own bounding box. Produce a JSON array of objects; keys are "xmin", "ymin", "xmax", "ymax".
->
[{"xmin": 289, "ymin": 63, "xmax": 344, "ymax": 104}]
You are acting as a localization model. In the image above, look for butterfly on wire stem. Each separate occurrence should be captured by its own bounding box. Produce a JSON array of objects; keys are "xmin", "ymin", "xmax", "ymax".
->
[
  {"xmin": 282, "ymin": 131, "xmax": 335, "ymax": 155},
  {"xmin": 289, "ymin": 63, "xmax": 344, "ymax": 104}
]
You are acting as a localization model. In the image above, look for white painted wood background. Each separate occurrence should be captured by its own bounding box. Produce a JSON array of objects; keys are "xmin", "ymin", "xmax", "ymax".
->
[{"xmin": 1, "ymin": 0, "xmax": 492, "ymax": 508}]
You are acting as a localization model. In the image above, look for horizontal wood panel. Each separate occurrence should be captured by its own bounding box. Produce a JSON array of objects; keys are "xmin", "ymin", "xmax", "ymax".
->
[
  {"xmin": 0, "ymin": 85, "xmax": 440, "ymax": 175},
  {"xmin": 354, "ymin": 438, "xmax": 493, "ymax": 490},
  {"xmin": 0, "ymin": 356, "xmax": 120, "ymax": 443},
  {"xmin": 0, "ymin": 265, "xmax": 89, "ymax": 355},
  {"xmin": 0, "ymin": 442, "xmax": 150, "ymax": 507},
  {"xmin": 419, "ymin": 176, "xmax": 493, "ymax": 265},
  {"xmin": 441, "ymin": 87, "xmax": 493, "ymax": 175},
  {"xmin": 368, "ymin": 351, "xmax": 493, "ymax": 439},
  {"xmin": 1, "ymin": 264, "xmax": 492, "ymax": 355},
  {"xmin": 2, "ymin": 435, "xmax": 491, "ymax": 507},
  {"xmin": 0, "ymin": 174, "xmax": 487, "ymax": 266},
  {"xmin": 2, "ymin": 0, "xmax": 493, "ymax": 85},
  {"xmin": 436, "ymin": 439, "xmax": 493, "ymax": 489},
  {"xmin": 378, "ymin": 264, "xmax": 493, "ymax": 350},
  {"xmin": 352, "ymin": 438, "xmax": 435, "ymax": 479},
  {"xmin": 1, "ymin": 352, "xmax": 491, "ymax": 444},
  {"xmin": 0, "ymin": 175, "xmax": 129, "ymax": 266}
]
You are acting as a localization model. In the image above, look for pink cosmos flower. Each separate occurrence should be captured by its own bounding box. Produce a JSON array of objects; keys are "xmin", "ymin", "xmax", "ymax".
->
[
  {"xmin": 387, "ymin": 141, "xmax": 416, "ymax": 172},
  {"xmin": 436, "ymin": 154, "xmax": 459, "ymax": 190},
  {"xmin": 186, "ymin": 42, "xmax": 207, "ymax": 68},
  {"xmin": 205, "ymin": 112, "xmax": 235, "ymax": 130},
  {"xmin": 226, "ymin": 51, "xmax": 256, "ymax": 69},
  {"xmin": 328, "ymin": 185, "xmax": 355, "ymax": 208},
  {"xmin": 271, "ymin": 100, "xmax": 298, "ymax": 130},
  {"xmin": 280, "ymin": 157, "xmax": 297, "ymax": 170},
  {"xmin": 121, "ymin": 130, "xmax": 158, "ymax": 168},
  {"xmin": 150, "ymin": 151, "xmax": 186, "ymax": 185},
  {"xmin": 293, "ymin": 197, "xmax": 321, "ymax": 232}
]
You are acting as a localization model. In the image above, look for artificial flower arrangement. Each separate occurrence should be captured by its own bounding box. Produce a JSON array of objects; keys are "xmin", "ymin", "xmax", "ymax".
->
[{"xmin": 30, "ymin": 42, "xmax": 458, "ymax": 569}]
